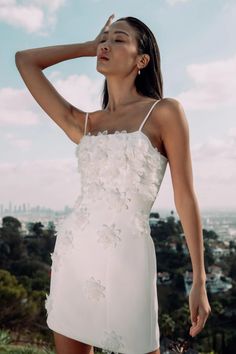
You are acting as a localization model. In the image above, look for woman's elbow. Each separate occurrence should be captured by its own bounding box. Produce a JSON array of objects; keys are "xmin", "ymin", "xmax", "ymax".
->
[{"xmin": 15, "ymin": 50, "xmax": 30, "ymax": 66}]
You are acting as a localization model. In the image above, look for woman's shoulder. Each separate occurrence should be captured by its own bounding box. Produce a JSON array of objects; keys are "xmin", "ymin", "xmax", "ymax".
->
[
  {"xmin": 153, "ymin": 97, "xmax": 187, "ymax": 133},
  {"xmin": 153, "ymin": 97, "xmax": 185, "ymax": 122},
  {"xmin": 157, "ymin": 97, "xmax": 182, "ymax": 109}
]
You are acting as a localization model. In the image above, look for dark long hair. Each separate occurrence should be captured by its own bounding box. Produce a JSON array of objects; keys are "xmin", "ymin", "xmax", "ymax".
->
[{"xmin": 101, "ymin": 16, "xmax": 163, "ymax": 109}]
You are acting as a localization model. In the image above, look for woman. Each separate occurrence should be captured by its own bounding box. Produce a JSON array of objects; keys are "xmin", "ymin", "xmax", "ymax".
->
[{"xmin": 15, "ymin": 14, "xmax": 211, "ymax": 354}]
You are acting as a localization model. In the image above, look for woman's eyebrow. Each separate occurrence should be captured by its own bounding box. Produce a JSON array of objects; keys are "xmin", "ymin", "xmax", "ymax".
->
[{"xmin": 102, "ymin": 30, "xmax": 130, "ymax": 37}]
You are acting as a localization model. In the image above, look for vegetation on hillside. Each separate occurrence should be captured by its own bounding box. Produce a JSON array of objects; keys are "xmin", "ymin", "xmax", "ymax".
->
[{"xmin": 0, "ymin": 212, "xmax": 235, "ymax": 353}]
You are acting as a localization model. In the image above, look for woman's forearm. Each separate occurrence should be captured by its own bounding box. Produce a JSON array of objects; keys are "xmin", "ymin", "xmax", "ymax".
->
[
  {"xmin": 175, "ymin": 192, "xmax": 207, "ymax": 285},
  {"xmin": 15, "ymin": 41, "xmax": 96, "ymax": 70}
]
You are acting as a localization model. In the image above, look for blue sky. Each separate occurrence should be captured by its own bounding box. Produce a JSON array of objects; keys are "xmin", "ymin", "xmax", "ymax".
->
[{"xmin": 0, "ymin": 0, "xmax": 235, "ymax": 212}]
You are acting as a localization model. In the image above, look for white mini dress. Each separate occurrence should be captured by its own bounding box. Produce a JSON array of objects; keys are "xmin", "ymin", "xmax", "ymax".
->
[{"xmin": 45, "ymin": 99, "xmax": 168, "ymax": 354}]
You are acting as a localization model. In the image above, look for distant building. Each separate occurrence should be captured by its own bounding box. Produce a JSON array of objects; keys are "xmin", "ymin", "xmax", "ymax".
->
[
  {"xmin": 157, "ymin": 271, "xmax": 172, "ymax": 285},
  {"xmin": 184, "ymin": 268, "xmax": 232, "ymax": 296}
]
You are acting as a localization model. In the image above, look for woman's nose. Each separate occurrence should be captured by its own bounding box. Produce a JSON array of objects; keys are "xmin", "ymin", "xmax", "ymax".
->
[{"xmin": 101, "ymin": 45, "xmax": 109, "ymax": 52}]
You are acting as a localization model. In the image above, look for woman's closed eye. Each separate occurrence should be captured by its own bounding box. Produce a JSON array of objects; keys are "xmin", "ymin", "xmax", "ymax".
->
[{"xmin": 99, "ymin": 39, "xmax": 124, "ymax": 43}]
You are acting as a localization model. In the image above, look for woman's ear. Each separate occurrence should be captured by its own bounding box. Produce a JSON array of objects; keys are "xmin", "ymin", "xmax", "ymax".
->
[{"xmin": 139, "ymin": 54, "xmax": 150, "ymax": 69}]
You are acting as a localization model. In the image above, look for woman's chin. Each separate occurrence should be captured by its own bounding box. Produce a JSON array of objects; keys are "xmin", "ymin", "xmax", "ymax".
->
[{"xmin": 96, "ymin": 67, "xmax": 109, "ymax": 75}]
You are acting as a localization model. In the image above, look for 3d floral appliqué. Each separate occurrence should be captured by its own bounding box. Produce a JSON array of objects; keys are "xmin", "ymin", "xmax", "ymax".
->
[
  {"xmin": 74, "ymin": 205, "xmax": 90, "ymax": 230},
  {"xmin": 101, "ymin": 330, "xmax": 125, "ymax": 353},
  {"xmin": 134, "ymin": 210, "xmax": 150, "ymax": 236},
  {"xmin": 97, "ymin": 223, "xmax": 122, "ymax": 249},
  {"xmin": 50, "ymin": 251, "xmax": 61, "ymax": 272},
  {"xmin": 45, "ymin": 293, "xmax": 53, "ymax": 315},
  {"xmin": 83, "ymin": 276, "xmax": 106, "ymax": 301}
]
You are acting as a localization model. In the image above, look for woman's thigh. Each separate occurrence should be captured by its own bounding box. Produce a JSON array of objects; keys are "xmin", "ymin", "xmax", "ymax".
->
[{"xmin": 53, "ymin": 331, "xmax": 94, "ymax": 354}]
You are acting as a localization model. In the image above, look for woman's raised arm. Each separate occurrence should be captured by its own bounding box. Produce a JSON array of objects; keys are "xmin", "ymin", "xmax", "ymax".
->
[
  {"xmin": 15, "ymin": 41, "xmax": 96, "ymax": 143},
  {"xmin": 15, "ymin": 14, "xmax": 115, "ymax": 144}
]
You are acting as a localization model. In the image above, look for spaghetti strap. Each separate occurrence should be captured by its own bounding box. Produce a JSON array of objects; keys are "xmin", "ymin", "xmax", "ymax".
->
[
  {"xmin": 138, "ymin": 99, "xmax": 161, "ymax": 132},
  {"xmin": 84, "ymin": 112, "xmax": 89, "ymax": 135}
]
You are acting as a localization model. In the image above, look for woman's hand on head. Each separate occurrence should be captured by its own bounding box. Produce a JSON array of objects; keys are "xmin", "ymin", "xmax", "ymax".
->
[{"xmin": 91, "ymin": 14, "xmax": 115, "ymax": 56}]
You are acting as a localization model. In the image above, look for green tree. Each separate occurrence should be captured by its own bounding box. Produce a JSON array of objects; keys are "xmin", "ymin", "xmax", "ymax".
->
[
  {"xmin": 0, "ymin": 217, "xmax": 27, "ymax": 268},
  {"xmin": 203, "ymin": 228, "xmax": 219, "ymax": 241},
  {"xmin": 2, "ymin": 216, "xmax": 21, "ymax": 230},
  {"xmin": 0, "ymin": 269, "xmax": 37, "ymax": 328},
  {"xmin": 159, "ymin": 313, "xmax": 175, "ymax": 337},
  {"xmin": 27, "ymin": 222, "xmax": 44, "ymax": 238}
]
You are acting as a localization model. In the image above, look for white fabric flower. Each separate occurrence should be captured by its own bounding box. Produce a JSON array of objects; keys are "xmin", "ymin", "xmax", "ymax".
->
[
  {"xmin": 74, "ymin": 205, "xmax": 90, "ymax": 230},
  {"xmin": 133, "ymin": 210, "xmax": 150, "ymax": 237},
  {"xmin": 50, "ymin": 251, "xmax": 62, "ymax": 272},
  {"xmin": 45, "ymin": 293, "xmax": 53, "ymax": 315},
  {"xmin": 101, "ymin": 330, "xmax": 125, "ymax": 353},
  {"xmin": 97, "ymin": 223, "xmax": 122, "ymax": 249},
  {"xmin": 83, "ymin": 276, "xmax": 106, "ymax": 301}
]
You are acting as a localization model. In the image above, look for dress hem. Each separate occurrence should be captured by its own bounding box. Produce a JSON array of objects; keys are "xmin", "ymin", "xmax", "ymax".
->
[{"xmin": 46, "ymin": 317, "xmax": 160, "ymax": 354}]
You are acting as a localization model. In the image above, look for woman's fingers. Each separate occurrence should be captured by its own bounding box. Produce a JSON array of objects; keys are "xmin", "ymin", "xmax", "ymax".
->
[
  {"xmin": 93, "ymin": 14, "xmax": 115, "ymax": 50},
  {"xmin": 107, "ymin": 14, "xmax": 115, "ymax": 23},
  {"xmin": 190, "ymin": 309, "xmax": 208, "ymax": 336},
  {"xmin": 188, "ymin": 284, "xmax": 211, "ymax": 337},
  {"xmin": 104, "ymin": 14, "xmax": 115, "ymax": 29}
]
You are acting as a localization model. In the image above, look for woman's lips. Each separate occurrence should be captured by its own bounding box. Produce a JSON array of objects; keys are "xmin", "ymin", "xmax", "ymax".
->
[{"xmin": 98, "ymin": 56, "xmax": 109, "ymax": 61}]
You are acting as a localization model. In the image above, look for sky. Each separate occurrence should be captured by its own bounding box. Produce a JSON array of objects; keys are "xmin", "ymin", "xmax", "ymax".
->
[{"xmin": 0, "ymin": 0, "xmax": 236, "ymax": 212}]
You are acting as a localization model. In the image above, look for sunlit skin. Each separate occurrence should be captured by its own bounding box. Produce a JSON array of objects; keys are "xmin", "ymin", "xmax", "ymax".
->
[
  {"xmin": 96, "ymin": 18, "xmax": 150, "ymax": 112},
  {"xmin": 15, "ymin": 11, "xmax": 211, "ymax": 354}
]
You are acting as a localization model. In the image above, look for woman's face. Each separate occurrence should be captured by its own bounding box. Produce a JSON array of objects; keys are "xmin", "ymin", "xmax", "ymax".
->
[{"xmin": 96, "ymin": 20, "xmax": 142, "ymax": 78}]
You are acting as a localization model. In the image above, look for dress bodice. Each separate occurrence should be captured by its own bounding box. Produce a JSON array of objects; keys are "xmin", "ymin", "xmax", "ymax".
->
[{"xmin": 74, "ymin": 100, "xmax": 168, "ymax": 214}]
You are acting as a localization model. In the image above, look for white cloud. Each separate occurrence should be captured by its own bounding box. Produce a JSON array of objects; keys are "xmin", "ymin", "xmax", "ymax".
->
[
  {"xmin": 1, "ymin": 73, "xmax": 103, "ymax": 126},
  {"xmin": 5, "ymin": 133, "xmax": 32, "ymax": 150},
  {"xmin": 190, "ymin": 129, "xmax": 236, "ymax": 208},
  {"xmin": 0, "ymin": 2, "xmax": 44, "ymax": 33},
  {"xmin": 0, "ymin": 157, "xmax": 81, "ymax": 210},
  {"xmin": 49, "ymin": 73, "xmax": 102, "ymax": 112},
  {"xmin": 0, "ymin": 0, "xmax": 67, "ymax": 34},
  {"xmin": 176, "ymin": 54, "xmax": 236, "ymax": 110},
  {"xmin": 192, "ymin": 129, "xmax": 236, "ymax": 161},
  {"xmin": 0, "ymin": 87, "xmax": 40, "ymax": 126},
  {"xmin": 158, "ymin": 127, "xmax": 236, "ymax": 210}
]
